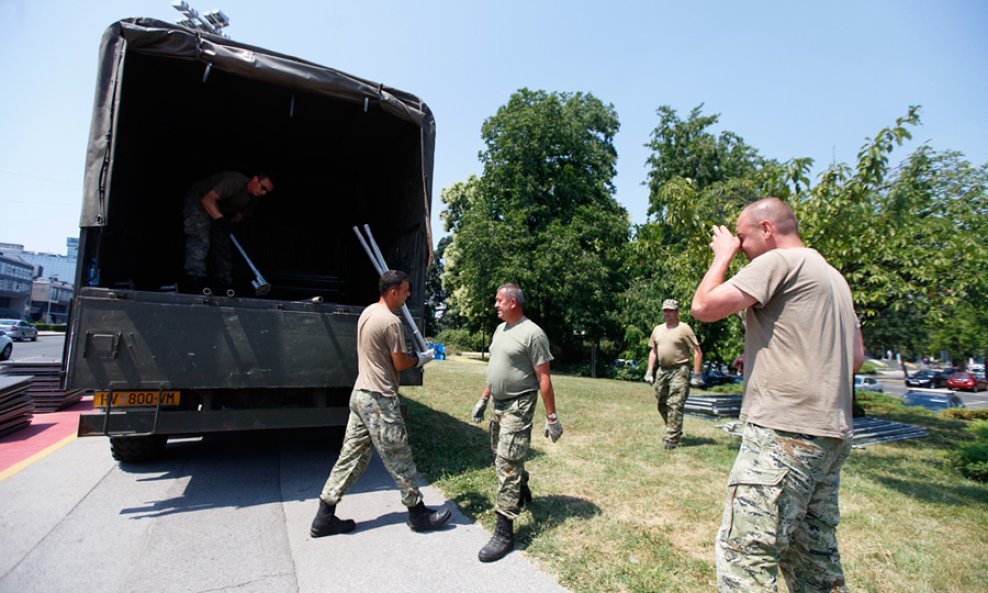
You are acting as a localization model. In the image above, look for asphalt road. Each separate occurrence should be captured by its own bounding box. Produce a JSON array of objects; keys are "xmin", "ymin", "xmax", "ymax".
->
[
  {"xmin": 5, "ymin": 333, "xmax": 65, "ymax": 362},
  {"xmin": 875, "ymin": 373, "xmax": 988, "ymax": 409}
]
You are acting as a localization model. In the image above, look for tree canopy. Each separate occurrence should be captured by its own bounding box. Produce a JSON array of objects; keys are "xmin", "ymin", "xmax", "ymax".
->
[
  {"xmin": 431, "ymin": 99, "xmax": 987, "ymax": 369},
  {"xmin": 440, "ymin": 89, "xmax": 630, "ymax": 358}
]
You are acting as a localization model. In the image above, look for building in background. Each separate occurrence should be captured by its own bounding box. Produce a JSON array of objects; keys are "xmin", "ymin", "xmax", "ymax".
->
[
  {"xmin": 5, "ymin": 238, "xmax": 79, "ymax": 283},
  {"xmin": 0, "ymin": 238, "xmax": 79, "ymax": 322},
  {"xmin": 0, "ymin": 251, "xmax": 34, "ymax": 319},
  {"xmin": 31, "ymin": 278, "xmax": 73, "ymax": 323}
]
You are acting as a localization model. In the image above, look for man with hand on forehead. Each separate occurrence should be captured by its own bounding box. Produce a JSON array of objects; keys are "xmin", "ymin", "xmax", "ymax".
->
[{"xmin": 692, "ymin": 197, "xmax": 863, "ymax": 592}]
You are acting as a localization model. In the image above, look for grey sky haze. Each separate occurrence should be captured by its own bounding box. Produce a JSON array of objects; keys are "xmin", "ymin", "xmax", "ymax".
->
[{"xmin": 1, "ymin": 0, "xmax": 985, "ymax": 254}]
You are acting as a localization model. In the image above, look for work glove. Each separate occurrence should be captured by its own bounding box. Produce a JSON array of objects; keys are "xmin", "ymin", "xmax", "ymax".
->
[
  {"xmin": 415, "ymin": 348, "xmax": 435, "ymax": 368},
  {"xmin": 544, "ymin": 416, "xmax": 564, "ymax": 442},
  {"xmin": 471, "ymin": 397, "xmax": 489, "ymax": 423},
  {"xmin": 644, "ymin": 371, "xmax": 655, "ymax": 384},
  {"xmin": 213, "ymin": 216, "xmax": 233, "ymax": 236},
  {"xmin": 690, "ymin": 375, "xmax": 703, "ymax": 388}
]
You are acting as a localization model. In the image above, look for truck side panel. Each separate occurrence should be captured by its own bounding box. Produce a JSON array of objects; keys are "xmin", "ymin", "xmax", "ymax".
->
[{"xmin": 66, "ymin": 288, "xmax": 364, "ymax": 390}]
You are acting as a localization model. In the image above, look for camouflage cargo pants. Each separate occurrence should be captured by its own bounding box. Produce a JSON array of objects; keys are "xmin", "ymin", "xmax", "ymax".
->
[
  {"xmin": 716, "ymin": 422, "xmax": 852, "ymax": 593},
  {"xmin": 490, "ymin": 390, "xmax": 537, "ymax": 520},
  {"xmin": 653, "ymin": 364, "xmax": 690, "ymax": 445},
  {"xmin": 320, "ymin": 389, "xmax": 423, "ymax": 508},
  {"xmin": 182, "ymin": 193, "xmax": 233, "ymax": 285}
]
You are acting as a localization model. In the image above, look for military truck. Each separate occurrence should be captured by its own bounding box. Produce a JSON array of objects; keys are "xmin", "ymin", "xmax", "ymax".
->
[{"xmin": 64, "ymin": 19, "xmax": 435, "ymax": 461}]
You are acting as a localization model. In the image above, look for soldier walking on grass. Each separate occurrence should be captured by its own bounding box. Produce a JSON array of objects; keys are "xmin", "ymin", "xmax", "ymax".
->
[
  {"xmin": 470, "ymin": 283, "xmax": 563, "ymax": 563},
  {"xmin": 691, "ymin": 198, "xmax": 863, "ymax": 592},
  {"xmin": 643, "ymin": 298, "xmax": 703, "ymax": 449}
]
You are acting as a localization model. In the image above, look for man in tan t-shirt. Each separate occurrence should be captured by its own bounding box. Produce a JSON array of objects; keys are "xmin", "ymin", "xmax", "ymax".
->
[
  {"xmin": 692, "ymin": 198, "xmax": 864, "ymax": 592},
  {"xmin": 643, "ymin": 299, "xmax": 703, "ymax": 449},
  {"xmin": 310, "ymin": 270, "xmax": 450, "ymax": 537}
]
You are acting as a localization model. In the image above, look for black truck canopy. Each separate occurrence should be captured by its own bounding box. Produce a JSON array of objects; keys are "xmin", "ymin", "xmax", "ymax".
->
[{"xmin": 79, "ymin": 18, "xmax": 434, "ymax": 304}]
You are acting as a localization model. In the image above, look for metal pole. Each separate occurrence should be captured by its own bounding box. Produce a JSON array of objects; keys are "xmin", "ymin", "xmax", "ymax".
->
[{"xmin": 352, "ymin": 226, "xmax": 428, "ymax": 352}]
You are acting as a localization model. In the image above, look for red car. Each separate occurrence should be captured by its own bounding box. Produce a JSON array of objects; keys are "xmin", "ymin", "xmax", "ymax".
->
[{"xmin": 945, "ymin": 372, "xmax": 987, "ymax": 392}]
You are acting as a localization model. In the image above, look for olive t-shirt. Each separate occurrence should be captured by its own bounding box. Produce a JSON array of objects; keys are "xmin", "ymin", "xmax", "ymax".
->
[
  {"xmin": 187, "ymin": 172, "xmax": 256, "ymax": 217},
  {"xmin": 486, "ymin": 318, "xmax": 553, "ymax": 400},
  {"xmin": 728, "ymin": 248, "xmax": 857, "ymax": 439},
  {"xmin": 353, "ymin": 302, "xmax": 406, "ymax": 397},
  {"xmin": 648, "ymin": 322, "xmax": 698, "ymax": 367}
]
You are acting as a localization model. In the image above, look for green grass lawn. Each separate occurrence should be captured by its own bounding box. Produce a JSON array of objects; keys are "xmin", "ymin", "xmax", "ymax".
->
[{"xmin": 402, "ymin": 355, "xmax": 988, "ymax": 593}]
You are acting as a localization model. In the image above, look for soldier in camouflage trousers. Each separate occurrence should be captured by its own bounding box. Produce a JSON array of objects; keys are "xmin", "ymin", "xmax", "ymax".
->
[
  {"xmin": 643, "ymin": 299, "xmax": 703, "ymax": 450},
  {"xmin": 321, "ymin": 388, "xmax": 422, "ymax": 507},
  {"xmin": 471, "ymin": 283, "xmax": 562, "ymax": 563},
  {"xmin": 716, "ymin": 423, "xmax": 851, "ymax": 592},
  {"xmin": 691, "ymin": 198, "xmax": 863, "ymax": 591},
  {"xmin": 310, "ymin": 270, "xmax": 446, "ymax": 538},
  {"xmin": 489, "ymin": 391, "xmax": 537, "ymax": 518}
]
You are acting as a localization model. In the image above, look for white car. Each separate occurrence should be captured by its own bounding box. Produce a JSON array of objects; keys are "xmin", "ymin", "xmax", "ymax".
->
[
  {"xmin": 0, "ymin": 332, "xmax": 12, "ymax": 361},
  {"xmin": 0, "ymin": 319, "xmax": 38, "ymax": 341},
  {"xmin": 854, "ymin": 375, "xmax": 884, "ymax": 393}
]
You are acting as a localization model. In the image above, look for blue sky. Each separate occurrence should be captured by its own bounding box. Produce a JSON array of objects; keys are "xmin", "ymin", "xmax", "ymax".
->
[{"xmin": 1, "ymin": 0, "xmax": 986, "ymax": 254}]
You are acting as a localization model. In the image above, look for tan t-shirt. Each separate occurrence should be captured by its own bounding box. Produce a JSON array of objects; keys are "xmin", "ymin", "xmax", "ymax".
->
[
  {"xmin": 648, "ymin": 322, "xmax": 698, "ymax": 367},
  {"xmin": 486, "ymin": 317, "xmax": 553, "ymax": 400},
  {"xmin": 728, "ymin": 248, "xmax": 857, "ymax": 439},
  {"xmin": 353, "ymin": 302, "xmax": 406, "ymax": 396}
]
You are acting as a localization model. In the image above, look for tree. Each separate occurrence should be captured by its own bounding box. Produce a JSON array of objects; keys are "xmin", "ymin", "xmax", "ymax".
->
[
  {"xmin": 442, "ymin": 89, "xmax": 630, "ymax": 362},
  {"xmin": 624, "ymin": 105, "xmax": 803, "ymax": 364}
]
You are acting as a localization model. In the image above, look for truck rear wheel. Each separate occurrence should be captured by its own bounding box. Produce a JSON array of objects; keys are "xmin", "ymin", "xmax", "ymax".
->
[{"xmin": 109, "ymin": 435, "xmax": 167, "ymax": 462}]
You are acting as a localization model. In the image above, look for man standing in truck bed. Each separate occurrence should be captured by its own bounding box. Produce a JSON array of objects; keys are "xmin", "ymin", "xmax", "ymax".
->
[
  {"xmin": 181, "ymin": 171, "xmax": 273, "ymax": 293},
  {"xmin": 310, "ymin": 270, "xmax": 447, "ymax": 536}
]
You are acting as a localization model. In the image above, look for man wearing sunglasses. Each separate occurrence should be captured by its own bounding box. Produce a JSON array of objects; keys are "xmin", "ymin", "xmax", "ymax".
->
[{"xmin": 181, "ymin": 171, "xmax": 274, "ymax": 294}]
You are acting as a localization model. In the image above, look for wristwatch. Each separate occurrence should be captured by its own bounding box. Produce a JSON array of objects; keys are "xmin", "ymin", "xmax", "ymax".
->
[{"xmin": 546, "ymin": 412, "xmax": 558, "ymax": 421}]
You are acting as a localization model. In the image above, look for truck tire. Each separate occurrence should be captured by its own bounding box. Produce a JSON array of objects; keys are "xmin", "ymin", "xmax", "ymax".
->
[{"xmin": 109, "ymin": 435, "xmax": 167, "ymax": 462}]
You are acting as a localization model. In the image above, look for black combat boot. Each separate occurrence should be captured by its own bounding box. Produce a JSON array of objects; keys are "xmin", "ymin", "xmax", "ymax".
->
[
  {"xmin": 310, "ymin": 500, "xmax": 356, "ymax": 537},
  {"xmin": 406, "ymin": 500, "xmax": 452, "ymax": 532},
  {"xmin": 519, "ymin": 482, "xmax": 533, "ymax": 508},
  {"xmin": 478, "ymin": 512, "xmax": 514, "ymax": 562}
]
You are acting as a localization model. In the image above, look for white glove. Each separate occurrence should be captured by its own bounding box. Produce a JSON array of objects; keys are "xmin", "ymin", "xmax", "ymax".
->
[
  {"xmin": 471, "ymin": 397, "xmax": 489, "ymax": 423},
  {"xmin": 690, "ymin": 376, "xmax": 703, "ymax": 387},
  {"xmin": 416, "ymin": 348, "xmax": 435, "ymax": 368},
  {"xmin": 644, "ymin": 371, "xmax": 655, "ymax": 384}
]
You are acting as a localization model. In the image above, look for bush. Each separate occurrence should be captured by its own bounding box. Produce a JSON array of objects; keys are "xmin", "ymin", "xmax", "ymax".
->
[
  {"xmin": 706, "ymin": 382, "xmax": 743, "ymax": 394},
  {"xmin": 947, "ymin": 419, "xmax": 988, "ymax": 482},
  {"xmin": 33, "ymin": 323, "xmax": 67, "ymax": 332},
  {"xmin": 858, "ymin": 360, "xmax": 881, "ymax": 375},
  {"xmin": 949, "ymin": 441, "xmax": 988, "ymax": 482},
  {"xmin": 613, "ymin": 365, "xmax": 642, "ymax": 382},
  {"xmin": 433, "ymin": 328, "xmax": 486, "ymax": 352},
  {"xmin": 943, "ymin": 408, "xmax": 988, "ymax": 421}
]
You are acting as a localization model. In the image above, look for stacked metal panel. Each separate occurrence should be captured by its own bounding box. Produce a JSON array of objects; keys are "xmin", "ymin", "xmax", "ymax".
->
[
  {"xmin": 685, "ymin": 394, "xmax": 743, "ymax": 417},
  {"xmin": 700, "ymin": 398, "xmax": 930, "ymax": 447},
  {"xmin": 0, "ymin": 375, "xmax": 34, "ymax": 437},
  {"xmin": 0, "ymin": 359, "xmax": 83, "ymax": 413},
  {"xmin": 850, "ymin": 417, "xmax": 929, "ymax": 447}
]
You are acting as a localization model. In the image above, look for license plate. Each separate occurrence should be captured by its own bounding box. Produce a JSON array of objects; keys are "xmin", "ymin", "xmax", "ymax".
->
[{"xmin": 93, "ymin": 391, "xmax": 181, "ymax": 407}]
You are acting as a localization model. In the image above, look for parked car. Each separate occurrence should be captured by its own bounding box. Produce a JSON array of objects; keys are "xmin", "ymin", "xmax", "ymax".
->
[
  {"xmin": 854, "ymin": 375, "xmax": 884, "ymax": 393},
  {"xmin": 901, "ymin": 389, "xmax": 965, "ymax": 412},
  {"xmin": 0, "ymin": 319, "xmax": 38, "ymax": 342},
  {"xmin": 904, "ymin": 369, "xmax": 948, "ymax": 388},
  {"xmin": 0, "ymin": 332, "xmax": 12, "ymax": 361},
  {"xmin": 945, "ymin": 372, "xmax": 987, "ymax": 392}
]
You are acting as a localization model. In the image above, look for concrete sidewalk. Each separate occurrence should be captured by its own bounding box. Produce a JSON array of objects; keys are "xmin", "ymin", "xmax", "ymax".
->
[{"xmin": 281, "ymin": 436, "xmax": 572, "ymax": 593}]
